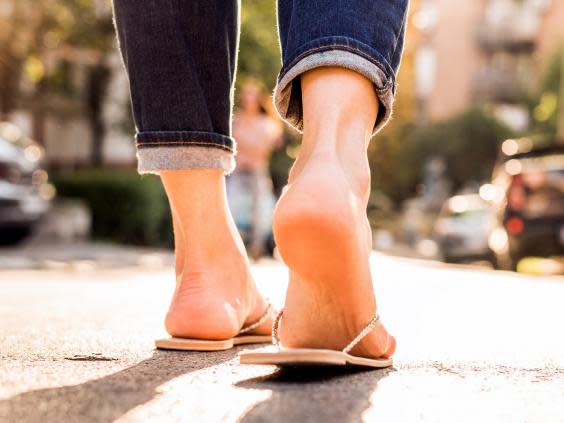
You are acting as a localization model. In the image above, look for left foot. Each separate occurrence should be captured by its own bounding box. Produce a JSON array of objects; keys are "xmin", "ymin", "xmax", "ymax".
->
[{"xmin": 161, "ymin": 169, "xmax": 272, "ymax": 341}]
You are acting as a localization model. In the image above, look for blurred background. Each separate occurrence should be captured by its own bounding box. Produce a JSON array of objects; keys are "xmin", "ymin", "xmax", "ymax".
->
[{"xmin": 1, "ymin": 0, "xmax": 563, "ymax": 275}]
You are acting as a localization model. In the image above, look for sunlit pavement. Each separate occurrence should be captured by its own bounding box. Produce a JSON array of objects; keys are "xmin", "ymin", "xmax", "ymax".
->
[{"xmin": 1, "ymin": 252, "xmax": 563, "ymax": 422}]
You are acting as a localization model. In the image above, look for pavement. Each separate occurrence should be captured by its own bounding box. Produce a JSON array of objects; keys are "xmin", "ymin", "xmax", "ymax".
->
[
  {"xmin": 0, "ymin": 241, "xmax": 174, "ymax": 271},
  {"xmin": 1, "ymin": 248, "xmax": 564, "ymax": 423}
]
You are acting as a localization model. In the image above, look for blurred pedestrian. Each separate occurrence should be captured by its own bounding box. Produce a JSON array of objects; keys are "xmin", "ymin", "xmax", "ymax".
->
[{"xmin": 228, "ymin": 80, "xmax": 282, "ymax": 259}]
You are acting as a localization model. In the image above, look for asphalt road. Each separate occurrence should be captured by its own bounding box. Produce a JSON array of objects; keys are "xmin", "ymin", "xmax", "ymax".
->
[{"xmin": 1, "ymin": 253, "xmax": 563, "ymax": 423}]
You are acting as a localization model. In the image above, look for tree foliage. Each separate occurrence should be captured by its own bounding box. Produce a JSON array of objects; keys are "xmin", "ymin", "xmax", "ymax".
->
[
  {"xmin": 238, "ymin": 0, "xmax": 281, "ymax": 90},
  {"xmin": 370, "ymin": 108, "xmax": 515, "ymax": 204},
  {"xmin": 530, "ymin": 48, "xmax": 562, "ymax": 136},
  {"xmin": 0, "ymin": 0, "xmax": 114, "ymax": 114}
]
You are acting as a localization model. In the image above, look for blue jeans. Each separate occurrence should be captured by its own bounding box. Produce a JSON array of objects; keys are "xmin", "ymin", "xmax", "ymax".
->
[{"xmin": 112, "ymin": 0, "xmax": 409, "ymax": 174}]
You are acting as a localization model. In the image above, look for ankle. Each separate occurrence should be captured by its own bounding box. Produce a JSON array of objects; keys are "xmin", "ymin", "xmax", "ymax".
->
[
  {"xmin": 296, "ymin": 67, "xmax": 376, "ymax": 198},
  {"xmin": 301, "ymin": 67, "xmax": 378, "ymax": 142},
  {"xmin": 291, "ymin": 136, "xmax": 371, "ymax": 201},
  {"xmin": 161, "ymin": 169, "xmax": 226, "ymax": 216},
  {"xmin": 161, "ymin": 169, "xmax": 245, "ymax": 255}
]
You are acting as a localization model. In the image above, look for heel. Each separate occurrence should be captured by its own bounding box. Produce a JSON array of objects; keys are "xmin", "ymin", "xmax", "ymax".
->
[{"xmin": 273, "ymin": 192, "xmax": 357, "ymax": 282}]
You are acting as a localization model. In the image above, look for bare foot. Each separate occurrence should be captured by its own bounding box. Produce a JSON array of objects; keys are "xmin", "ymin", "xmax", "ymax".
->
[
  {"xmin": 272, "ymin": 68, "xmax": 395, "ymax": 358},
  {"xmin": 161, "ymin": 169, "xmax": 271, "ymax": 340}
]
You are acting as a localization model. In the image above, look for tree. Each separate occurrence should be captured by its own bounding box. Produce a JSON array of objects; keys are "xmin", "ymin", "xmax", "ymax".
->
[
  {"xmin": 0, "ymin": 0, "xmax": 115, "ymax": 155},
  {"xmin": 531, "ymin": 48, "xmax": 562, "ymax": 137},
  {"xmin": 238, "ymin": 0, "xmax": 281, "ymax": 91},
  {"xmin": 370, "ymin": 107, "xmax": 515, "ymax": 205}
]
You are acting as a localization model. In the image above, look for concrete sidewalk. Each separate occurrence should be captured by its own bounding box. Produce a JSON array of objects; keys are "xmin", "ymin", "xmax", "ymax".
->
[{"xmin": 1, "ymin": 254, "xmax": 563, "ymax": 422}]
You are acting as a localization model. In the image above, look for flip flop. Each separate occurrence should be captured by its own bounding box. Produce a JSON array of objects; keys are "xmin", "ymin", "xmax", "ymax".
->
[
  {"xmin": 155, "ymin": 303, "xmax": 274, "ymax": 351},
  {"xmin": 239, "ymin": 309, "xmax": 393, "ymax": 368}
]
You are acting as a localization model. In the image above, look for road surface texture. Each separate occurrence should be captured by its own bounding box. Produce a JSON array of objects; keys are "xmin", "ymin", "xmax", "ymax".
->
[{"xmin": 1, "ymin": 252, "xmax": 563, "ymax": 422}]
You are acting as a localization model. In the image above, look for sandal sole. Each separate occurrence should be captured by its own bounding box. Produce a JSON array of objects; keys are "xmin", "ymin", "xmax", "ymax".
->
[
  {"xmin": 239, "ymin": 347, "xmax": 393, "ymax": 368},
  {"xmin": 155, "ymin": 335, "xmax": 272, "ymax": 351}
]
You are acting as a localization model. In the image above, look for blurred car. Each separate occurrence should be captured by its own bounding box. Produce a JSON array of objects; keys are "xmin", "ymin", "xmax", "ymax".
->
[
  {"xmin": 0, "ymin": 122, "xmax": 54, "ymax": 244},
  {"xmin": 489, "ymin": 138, "xmax": 564, "ymax": 270},
  {"xmin": 433, "ymin": 194, "xmax": 497, "ymax": 264}
]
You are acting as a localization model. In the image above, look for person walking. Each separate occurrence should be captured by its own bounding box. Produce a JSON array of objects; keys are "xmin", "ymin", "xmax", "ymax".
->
[
  {"xmin": 228, "ymin": 80, "xmax": 282, "ymax": 259},
  {"xmin": 112, "ymin": 0, "xmax": 408, "ymax": 366}
]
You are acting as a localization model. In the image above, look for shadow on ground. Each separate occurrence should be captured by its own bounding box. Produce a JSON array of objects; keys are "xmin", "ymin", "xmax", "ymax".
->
[
  {"xmin": 236, "ymin": 366, "xmax": 394, "ymax": 423},
  {"xmin": 0, "ymin": 349, "xmax": 236, "ymax": 422}
]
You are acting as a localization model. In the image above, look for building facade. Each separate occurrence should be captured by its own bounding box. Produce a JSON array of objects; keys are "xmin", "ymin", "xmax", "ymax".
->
[{"xmin": 412, "ymin": 0, "xmax": 564, "ymax": 130}]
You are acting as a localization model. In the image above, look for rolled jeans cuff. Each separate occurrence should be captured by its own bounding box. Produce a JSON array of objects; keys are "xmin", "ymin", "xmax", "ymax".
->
[
  {"xmin": 274, "ymin": 48, "xmax": 396, "ymax": 137},
  {"xmin": 135, "ymin": 131, "xmax": 236, "ymax": 174}
]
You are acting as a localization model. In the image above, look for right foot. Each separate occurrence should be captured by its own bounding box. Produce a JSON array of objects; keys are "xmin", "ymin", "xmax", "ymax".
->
[
  {"xmin": 273, "ymin": 154, "xmax": 395, "ymax": 358},
  {"xmin": 161, "ymin": 170, "xmax": 272, "ymax": 340},
  {"xmin": 272, "ymin": 68, "xmax": 395, "ymax": 359}
]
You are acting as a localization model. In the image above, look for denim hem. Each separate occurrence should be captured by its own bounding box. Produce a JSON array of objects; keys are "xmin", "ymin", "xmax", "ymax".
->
[
  {"xmin": 274, "ymin": 49, "xmax": 396, "ymax": 136},
  {"xmin": 136, "ymin": 130, "xmax": 235, "ymax": 153},
  {"xmin": 137, "ymin": 145, "xmax": 236, "ymax": 175}
]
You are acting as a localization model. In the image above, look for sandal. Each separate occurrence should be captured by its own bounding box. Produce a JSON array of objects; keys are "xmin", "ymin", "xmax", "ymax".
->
[
  {"xmin": 238, "ymin": 309, "xmax": 393, "ymax": 367},
  {"xmin": 155, "ymin": 303, "xmax": 274, "ymax": 351}
]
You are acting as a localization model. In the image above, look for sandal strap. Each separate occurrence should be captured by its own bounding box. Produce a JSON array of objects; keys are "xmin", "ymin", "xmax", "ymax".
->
[
  {"xmin": 271, "ymin": 308, "xmax": 381, "ymax": 353},
  {"xmin": 342, "ymin": 314, "xmax": 381, "ymax": 354},
  {"xmin": 238, "ymin": 302, "xmax": 273, "ymax": 334},
  {"xmin": 272, "ymin": 308, "xmax": 284, "ymax": 347}
]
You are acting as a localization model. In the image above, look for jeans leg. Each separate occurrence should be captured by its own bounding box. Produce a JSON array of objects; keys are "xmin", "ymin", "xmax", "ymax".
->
[
  {"xmin": 112, "ymin": 0, "xmax": 239, "ymax": 174},
  {"xmin": 275, "ymin": 0, "xmax": 409, "ymax": 135}
]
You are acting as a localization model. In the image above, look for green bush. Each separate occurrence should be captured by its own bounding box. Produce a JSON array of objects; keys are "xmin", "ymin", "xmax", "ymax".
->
[
  {"xmin": 412, "ymin": 107, "xmax": 514, "ymax": 189},
  {"xmin": 369, "ymin": 122, "xmax": 425, "ymax": 204},
  {"xmin": 369, "ymin": 107, "xmax": 515, "ymax": 204},
  {"xmin": 52, "ymin": 169, "xmax": 172, "ymax": 247}
]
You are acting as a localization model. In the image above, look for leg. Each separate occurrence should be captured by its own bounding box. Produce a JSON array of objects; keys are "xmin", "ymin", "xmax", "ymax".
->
[
  {"xmin": 272, "ymin": 0, "xmax": 409, "ymax": 357},
  {"xmin": 162, "ymin": 170, "xmax": 269, "ymax": 339},
  {"xmin": 112, "ymin": 0, "xmax": 271, "ymax": 339},
  {"xmin": 112, "ymin": 0, "xmax": 239, "ymax": 173},
  {"xmin": 274, "ymin": 68, "xmax": 395, "ymax": 357}
]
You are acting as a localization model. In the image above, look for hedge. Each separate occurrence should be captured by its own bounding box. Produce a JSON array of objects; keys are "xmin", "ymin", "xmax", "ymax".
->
[{"xmin": 52, "ymin": 169, "xmax": 173, "ymax": 247}]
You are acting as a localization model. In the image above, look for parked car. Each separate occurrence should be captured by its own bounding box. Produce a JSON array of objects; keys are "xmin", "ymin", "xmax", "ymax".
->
[
  {"xmin": 0, "ymin": 122, "xmax": 54, "ymax": 244},
  {"xmin": 489, "ymin": 138, "xmax": 564, "ymax": 270},
  {"xmin": 433, "ymin": 194, "xmax": 497, "ymax": 264}
]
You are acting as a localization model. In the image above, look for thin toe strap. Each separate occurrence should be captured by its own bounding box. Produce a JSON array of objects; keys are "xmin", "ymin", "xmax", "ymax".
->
[
  {"xmin": 342, "ymin": 314, "xmax": 381, "ymax": 354},
  {"xmin": 272, "ymin": 308, "xmax": 284, "ymax": 347},
  {"xmin": 239, "ymin": 302, "xmax": 273, "ymax": 334},
  {"xmin": 272, "ymin": 309, "xmax": 381, "ymax": 352}
]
